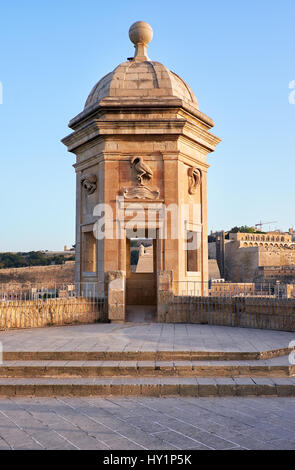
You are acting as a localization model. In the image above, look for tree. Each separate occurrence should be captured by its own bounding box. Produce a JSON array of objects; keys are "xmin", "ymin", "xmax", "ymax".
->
[
  {"xmin": 0, "ymin": 251, "xmax": 73, "ymax": 269},
  {"xmin": 229, "ymin": 225, "xmax": 264, "ymax": 234}
]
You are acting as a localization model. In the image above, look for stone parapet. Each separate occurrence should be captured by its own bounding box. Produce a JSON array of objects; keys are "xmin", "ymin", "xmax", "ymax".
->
[
  {"xmin": 166, "ymin": 296, "xmax": 295, "ymax": 331},
  {"xmin": 0, "ymin": 297, "xmax": 105, "ymax": 330}
]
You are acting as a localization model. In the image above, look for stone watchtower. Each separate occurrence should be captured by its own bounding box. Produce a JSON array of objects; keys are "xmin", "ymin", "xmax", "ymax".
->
[{"xmin": 62, "ymin": 22, "xmax": 220, "ymax": 321}]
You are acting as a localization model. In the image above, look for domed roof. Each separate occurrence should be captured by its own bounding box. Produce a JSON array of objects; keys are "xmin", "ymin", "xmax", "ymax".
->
[
  {"xmin": 84, "ymin": 22, "xmax": 198, "ymax": 110},
  {"xmin": 85, "ymin": 61, "xmax": 198, "ymax": 109}
]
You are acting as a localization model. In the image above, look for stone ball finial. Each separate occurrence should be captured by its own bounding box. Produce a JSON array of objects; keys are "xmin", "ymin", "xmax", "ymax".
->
[{"xmin": 129, "ymin": 21, "xmax": 153, "ymax": 46}]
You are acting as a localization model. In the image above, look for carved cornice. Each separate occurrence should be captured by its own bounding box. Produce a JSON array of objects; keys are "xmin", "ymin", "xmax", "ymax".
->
[
  {"xmin": 178, "ymin": 135, "xmax": 214, "ymax": 157},
  {"xmin": 67, "ymin": 97, "xmax": 215, "ymax": 130},
  {"xmin": 62, "ymin": 117, "xmax": 220, "ymax": 155},
  {"xmin": 73, "ymin": 154, "xmax": 104, "ymax": 171},
  {"xmin": 178, "ymin": 153, "xmax": 210, "ymax": 170},
  {"xmin": 182, "ymin": 122, "xmax": 221, "ymax": 152}
]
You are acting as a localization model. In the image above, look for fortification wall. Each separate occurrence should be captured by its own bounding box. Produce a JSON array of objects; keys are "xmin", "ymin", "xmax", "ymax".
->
[
  {"xmin": 208, "ymin": 242, "xmax": 216, "ymax": 259},
  {"xmin": 224, "ymin": 243, "xmax": 259, "ymax": 282},
  {"xmin": 224, "ymin": 242, "xmax": 295, "ymax": 282},
  {"xmin": 208, "ymin": 259, "xmax": 220, "ymax": 280},
  {"xmin": 259, "ymin": 248, "xmax": 295, "ymax": 267}
]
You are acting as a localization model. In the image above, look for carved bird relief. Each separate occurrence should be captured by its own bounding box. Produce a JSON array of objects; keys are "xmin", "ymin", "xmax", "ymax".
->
[{"xmin": 131, "ymin": 156, "xmax": 153, "ymax": 184}]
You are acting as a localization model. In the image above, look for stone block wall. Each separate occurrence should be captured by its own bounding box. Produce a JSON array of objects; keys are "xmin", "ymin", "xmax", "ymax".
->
[
  {"xmin": 166, "ymin": 295, "xmax": 295, "ymax": 331},
  {"xmin": 0, "ymin": 297, "xmax": 106, "ymax": 330},
  {"xmin": 224, "ymin": 241, "xmax": 295, "ymax": 283}
]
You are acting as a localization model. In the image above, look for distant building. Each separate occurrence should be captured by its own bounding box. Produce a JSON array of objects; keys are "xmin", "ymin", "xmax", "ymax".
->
[
  {"xmin": 208, "ymin": 230, "xmax": 228, "ymax": 279},
  {"xmin": 256, "ymin": 266, "xmax": 295, "ymax": 283},
  {"xmin": 229, "ymin": 231, "xmax": 293, "ymax": 247},
  {"xmin": 209, "ymin": 280, "xmax": 255, "ymax": 297},
  {"xmin": 209, "ymin": 230, "xmax": 295, "ymax": 284},
  {"xmin": 275, "ymin": 283, "xmax": 295, "ymax": 299},
  {"xmin": 42, "ymin": 250, "xmax": 75, "ymax": 259},
  {"xmin": 208, "ymin": 259, "xmax": 221, "ymax": 280}
]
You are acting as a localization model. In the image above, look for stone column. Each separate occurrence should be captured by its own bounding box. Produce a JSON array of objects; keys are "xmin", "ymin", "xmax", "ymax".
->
[
  {"xmin": 105, "ymin": 271, "xmax": 125, "ymax": 322},
  {"xmin": 157, "ymin": 270, "xmax": 173, "ymax": 322}
]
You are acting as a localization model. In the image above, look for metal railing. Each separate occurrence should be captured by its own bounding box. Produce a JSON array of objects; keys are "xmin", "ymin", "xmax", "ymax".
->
[
  {"xmin": 168, "ymin": 281, "xmax": 295, "ymax": 331},
  {"xmin": 173, "ymin": 280, "xmax": 295, "ymax": 298},
  {"xmin": 0, "ymin": 282, "xmax": 107, "ymax": 330}
]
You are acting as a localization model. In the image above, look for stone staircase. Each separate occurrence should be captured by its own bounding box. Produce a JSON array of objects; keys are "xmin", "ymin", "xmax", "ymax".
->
[{"xmin": 0, "ymin": 349, "xmax": 294, "ymax": 397}]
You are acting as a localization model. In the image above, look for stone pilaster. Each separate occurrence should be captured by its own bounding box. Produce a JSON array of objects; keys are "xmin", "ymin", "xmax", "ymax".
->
[
  {"xmin": 157, "ymin": 270, "xmax": 173, "ymax": 322},
  {"xmin": 105, "ymin": 271, "xmax": 125, "ymax": 322}
]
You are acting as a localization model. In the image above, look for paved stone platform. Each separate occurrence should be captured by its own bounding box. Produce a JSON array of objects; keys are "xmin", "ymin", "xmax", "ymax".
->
[
  {"xmin": 0, "ymin": 396, "xmax": 295, "ymax": 449},
  {"xmin": 0, "ymin": 323, "xmax": 294, "ymax": 353},
  {"xmin": 0, "ymin": 323, "xmax": 294, "ymax": 399}
]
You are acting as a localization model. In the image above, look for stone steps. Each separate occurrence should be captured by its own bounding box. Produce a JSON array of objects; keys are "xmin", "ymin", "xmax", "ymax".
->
[
  {"xmin": 0, "ymin": 377, "xmax": 294, "ymax": 397},
  {"xmin": 2, "ymin": 347, "xmax": 292, "ymax": 362},
  {"xmin": 0, "ymin": 360, "xmax": 293, "ymax": 378},
  {"xmin": 1, "ymin": 349, "xmax": 294, "ymax": 397}
]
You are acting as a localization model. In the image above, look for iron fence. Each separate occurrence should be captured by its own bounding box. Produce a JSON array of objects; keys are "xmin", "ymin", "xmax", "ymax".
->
[
  {"xmin": 168, "ymin": 281, "xmax": 295, "ymax": 331},
  {"xmin": 0, "ymin": 282, "xmax": 107, "ymax": 330},
  {"xmin": 173, "ymin": 280, "xmax": 295, "ymax": 298},
  {"xmin": 1, "ymin": 279, "xmax": 295, "ymax": 331}
]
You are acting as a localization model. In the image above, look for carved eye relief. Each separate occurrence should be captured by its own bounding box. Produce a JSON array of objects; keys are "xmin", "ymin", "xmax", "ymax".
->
[
  {"xmin": 188, "ymin": 167, "xmax": 201, "ymax": 195},
  {"xmin": 81, "ymin": 174, "xmax": 97, "ymax": 195},
  {"xmin": 131, "ymin": 157, "xmax": 140, "ymax": 166}
]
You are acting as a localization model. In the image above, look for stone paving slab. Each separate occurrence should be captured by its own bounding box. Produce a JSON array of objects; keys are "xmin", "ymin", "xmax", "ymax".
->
[
  {"xmin": 0, "ymin": 396, "xmax": 295, "ymax": 449},
  {"xmin": 0, "ymin": 323, "xmax": 294, "ymax": 353}
]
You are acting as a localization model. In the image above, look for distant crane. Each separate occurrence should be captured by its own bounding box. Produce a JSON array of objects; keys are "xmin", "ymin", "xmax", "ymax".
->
[{"xmin": 255, "ymin": 221, "xmax": 278, "ymax": 231}]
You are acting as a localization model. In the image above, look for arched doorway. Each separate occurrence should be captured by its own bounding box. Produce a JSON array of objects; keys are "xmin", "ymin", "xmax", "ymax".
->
[{"xmin": 125, "ymin": 231, "xmax": 157, "ymax": 321}]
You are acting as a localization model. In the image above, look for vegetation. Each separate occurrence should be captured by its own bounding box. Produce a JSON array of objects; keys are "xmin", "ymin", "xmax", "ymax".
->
[
  {"xmin": 229, "ymin": 226, "xmax": 265, "ymax": 234},
  {"xmin": 0, "ymin": 251, "xmax": 75, "ymax": 269}
]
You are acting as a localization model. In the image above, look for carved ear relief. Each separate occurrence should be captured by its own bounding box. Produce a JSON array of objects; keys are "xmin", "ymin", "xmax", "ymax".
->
[{"xmin": 188, "ymin": 167, "xmax": 201, "ymax": 195}]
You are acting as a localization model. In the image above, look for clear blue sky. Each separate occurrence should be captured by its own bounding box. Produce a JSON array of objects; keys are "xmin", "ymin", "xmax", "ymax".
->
[{"xmin": 0, "ymin": 0, "xmax": 294, "ymax": 251}]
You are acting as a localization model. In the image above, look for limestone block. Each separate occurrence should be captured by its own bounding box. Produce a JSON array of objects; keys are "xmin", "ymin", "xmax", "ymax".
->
[
  {"xmin": 105, "ymin": 270, "xmax": 126, "ymax": 321},
  {"xmin": 108, "ymin": 304, "xmax": 125, "ymax": 321}
]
